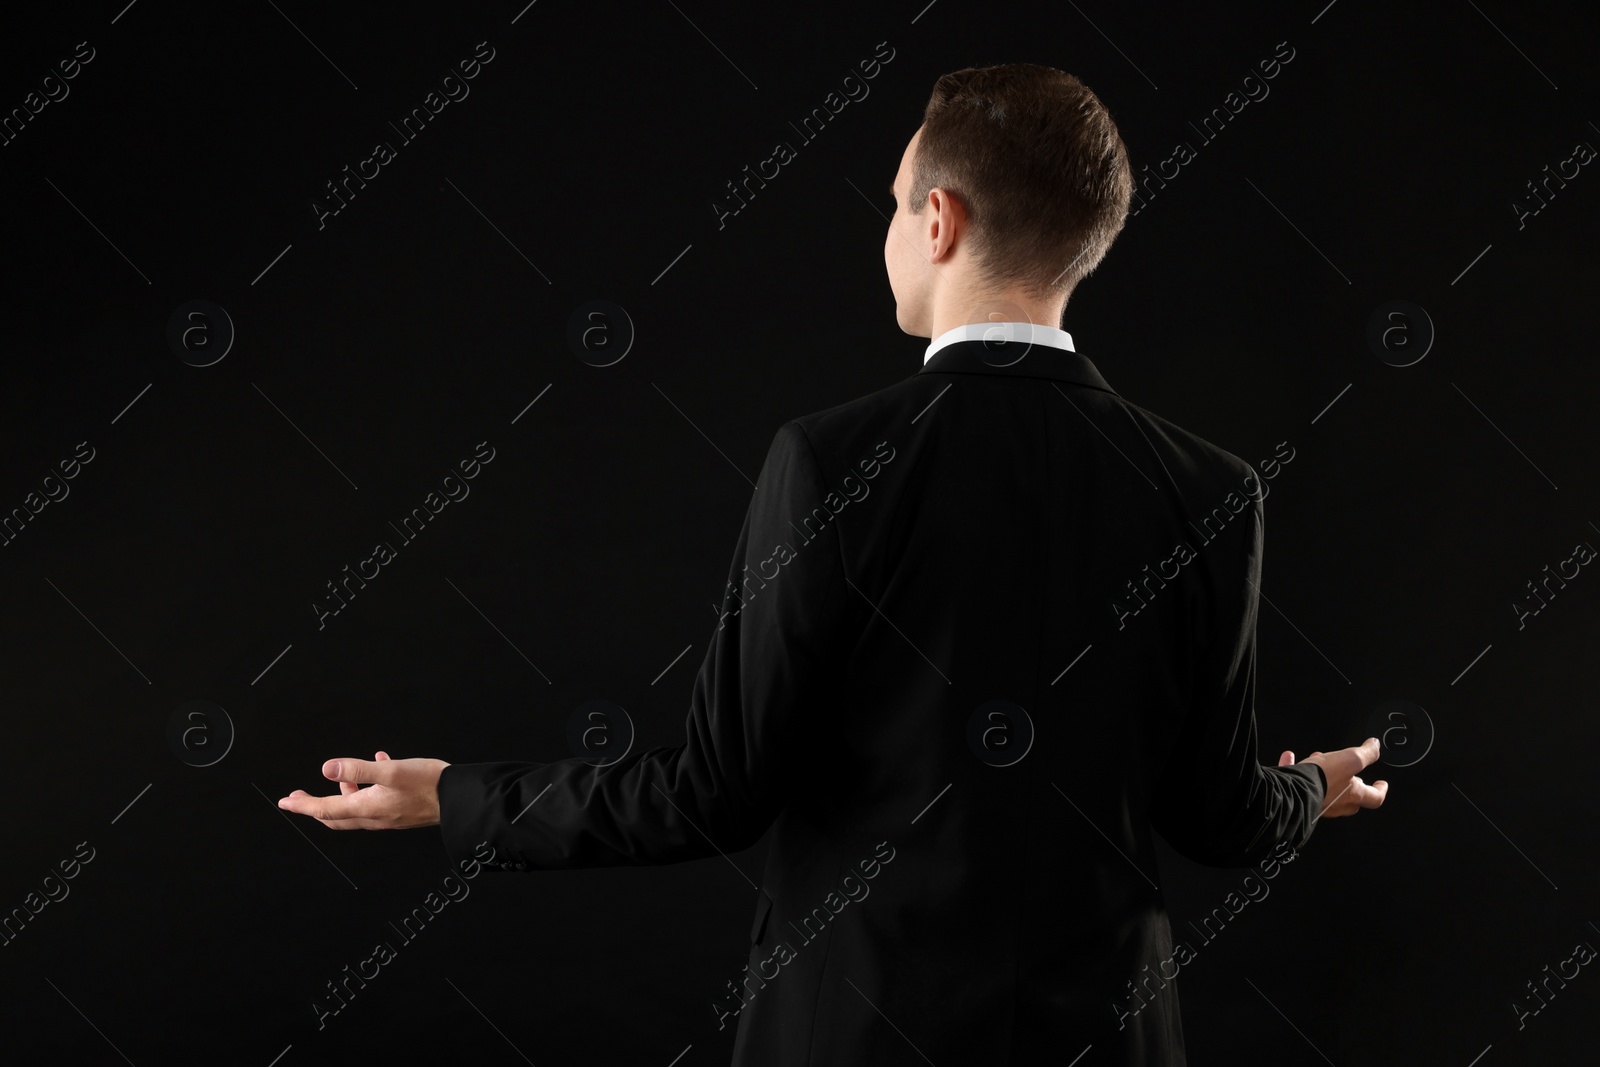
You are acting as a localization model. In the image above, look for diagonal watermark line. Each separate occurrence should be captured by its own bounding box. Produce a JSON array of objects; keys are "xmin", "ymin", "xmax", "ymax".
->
[
  {"xmin": 512, "ymin": 782, "xmax": 553, "ymax": 824},
  {"xmin": 1052, "ymin": 383, "xmax": 1158, "ymax": 489},
  {"xmin": 1052, "ymin": 782, "xmax": 1158, "ymax": 890},
  {"xmin": 1120, "ymin": 406, "xmax": 1182, "ymax": 486},
  {"xmin": 911, "ymin": 382, "xmax": 952, "ymax": 424},
  {"xmin": 651, "ymin": 644, "xmax": 694, "ymax": 685},
  {"xmin": 843, "ymin": 574, "xmax": 951, "ymax": 683},
  {"xmin": 265, "ymin": 0, "xmax": 358, "ymax": 89},
  {"xmin": 911, "ymin": 782, "xmax": 952, "ymax": 825},
  {"xmin": 1310, "ymin": 0, "xmax": 1340, "ymax": 23},
  {"xmin": 43, "ymin": 977, "xmax": 136, "ymax": 1065},
  {"xmin": 651, "ymin": 783, "xmax": 759, "ymax": 889},
  {"xmin": 1244, "ymin": 808, "xmax": 1279, "ymax": 852},
  {"xmin": 1049, "ymin": 241, "xmax": 1094, "ymax": 287},
  {"xmin": 43, "ymin": 576, "xmax": 151, "ymax": 684},
  {"xmin": 664, "ymin": 0, "xmax": 758, "ymax": 89},
  {"xmin": 844, "ymin": 174, "xmax": 892, "ymax": 223},
  {"xmin": 1466, "ymin": 0, "xmax": 1558, "ymax": 89},
  {"xmin": 1243, "ymin": 976, "xmax": 1336, "ymax": 1065},
  {"xmin": 1063, "ymin": 0, "xmax": 1158, "ymax": 89},
  {"xmin": 44, "ymin": 177, "xmax": 151, "ymax": 284},
  {"xmin": 652, "ymin": 383, "xmax": 757, "ymax": 486},
  {"xmin": 251, "ymin": 382, "xmax": 359, "ymax": 489},
  {"xmin": 111, "ymin": 783, "xmax": 152, "ymax": 825},
  {"xmin": 252, "ymin": 243, "xmax": 293, "ymax": 285},
  {"xmin": 1052, "ymin": 643, "xmax": 1092, "ymax": 684},
  {"xmin": 252, "ymin": 643, "xmax": 293, "ymax": 686},
  {"xmin": 1242, "ymin": 176, "xmax": 1351, "ymax": 284},
  {"xmin": 252, "ymin": 782, "xmax": 358, "ymax": 889},
  {"xmin": 845, "ymin": 176, "xmax": 954, "ymax": 286},
  {"xmin": 1310, "ymin": 382, "xmax": 1351, "ymax": 425},
  {"xmin": 511, "ymin": 383, "xmax": 552, "ymax": 425},
  {"xmin": 1451, "ymin": 382, "xmax": 1557, "ymax": 489},
  {"xmin": 445, "ymin": 177, "xmax": 551, "ymax": 283},
  {"xmin": 111, "ymin": 382, "xmax": 152, "ymax": 425},
  {"xmin": 1246, "ymin": 577, "xmax": 1352, "ymax": 684},
  {"xmin": 1309, "ymin": 779, "xmax": 1356, "ymax": 825},
  {"xmin": 444, "ymin": 976, "xmax": 539, "ymax": 1064},
  {"xmin": 844, "ymin": 976, "xmax": 937, "ymax": 1065},
  {"xmin": 652, "ymin": 244, "xmax": 693, "ymax": 285},
  {"xmin": 1451, "ymin": 243, "xmax": 1492, "ymax": 285},
  {"xmin": 445, "ymin": 576, "xmax": 552, "ymax": 683},
  {"xmin": 1451, "ymin": 643, "xmax": 1492, "ymax": 685},
  {"xmin": 1452, "ymin": 782, "xmax": 1558, "ymax": 889}
]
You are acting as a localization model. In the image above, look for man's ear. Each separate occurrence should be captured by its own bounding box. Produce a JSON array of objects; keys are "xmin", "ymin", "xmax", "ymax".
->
[{"xmin": 925, "ymin": 186, "xmax": 967, "ymax": 262}]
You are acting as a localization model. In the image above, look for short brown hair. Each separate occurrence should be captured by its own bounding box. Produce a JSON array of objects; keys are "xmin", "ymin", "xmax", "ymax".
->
[{"xmin": 911, "ymin": 63, "xmax": 1132, "ymax": 300}]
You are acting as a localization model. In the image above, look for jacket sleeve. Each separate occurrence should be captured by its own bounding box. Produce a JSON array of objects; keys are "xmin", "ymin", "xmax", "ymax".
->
[
  {"xmin": 1148, "ymin": 482, "xmax": 1327, "ymax": 867},
  {"xmin": 436, "ymin": 420, "xmax": 851, "ymax": 871}
]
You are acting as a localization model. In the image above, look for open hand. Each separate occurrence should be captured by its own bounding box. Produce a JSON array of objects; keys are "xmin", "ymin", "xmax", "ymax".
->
[
  {"xmin": 1278, "ymin": 736, "xmax": 1389, "ymax": 819},
  {"xmin": 277, "ymin": 750, "xmax": 451, "ymax": 830}
]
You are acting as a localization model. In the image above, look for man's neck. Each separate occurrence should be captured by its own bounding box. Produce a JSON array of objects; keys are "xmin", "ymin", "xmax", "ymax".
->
[{"xmin": 927, "ymin": 290, "xmax": 1066, "ymax": 339}]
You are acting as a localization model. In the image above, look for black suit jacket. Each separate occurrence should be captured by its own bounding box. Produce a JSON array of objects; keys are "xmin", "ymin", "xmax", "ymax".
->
[{"xmin": 437, "ymin": 337, "xmax": 1328, "ymax": 1065}]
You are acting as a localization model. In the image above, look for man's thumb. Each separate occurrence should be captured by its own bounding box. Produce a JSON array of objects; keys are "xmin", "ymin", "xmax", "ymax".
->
[
  {"xmin": 1278, "ymin": 750, "xmax": 1295, "ymax": 766},
  {"xmin": 324, "ymin": 758, "xmax": 377, "ymax": 783}
]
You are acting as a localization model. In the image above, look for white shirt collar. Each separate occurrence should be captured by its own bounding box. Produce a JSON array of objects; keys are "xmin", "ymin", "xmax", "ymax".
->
[{"xmin": 924, "ymin": 321, "xmax": 1075, "ymax": 364}]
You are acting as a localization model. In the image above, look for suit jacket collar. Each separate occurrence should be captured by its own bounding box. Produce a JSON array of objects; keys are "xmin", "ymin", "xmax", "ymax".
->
[{"xmin": 917, "ymin": 337, "xmax": 1118, "ymax": 397}]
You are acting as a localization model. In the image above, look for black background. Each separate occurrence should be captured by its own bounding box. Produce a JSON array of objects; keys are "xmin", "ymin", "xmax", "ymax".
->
[{"xmin": 1, "ymin": 0, "xmax": 1596, "ymax": 1063}]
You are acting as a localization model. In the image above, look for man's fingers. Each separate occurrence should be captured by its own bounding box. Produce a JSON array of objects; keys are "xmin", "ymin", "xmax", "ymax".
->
[
  {"xmin": 279, "ymin": 788, "xmax": 370, "ymax": 821},
  {"xmin": 1359, "ymin": 778, "xmax": 1389, "ymax": 809},
  {"xmin": 344, "ymin": 751, "xmax": 390, "ymax": 794},
  {"xmin": 1278, "ymin": 750, "xmax": 1295, "ymax": 767},
  {"xmin": 1325, "ymin": 737, "xmax": 1382, "ymax": 780},
  {"xmin": 323, "ymin": 757, "xmax": 391, "ymax": 785},
  {"xmin": 302, "ymin": 812, "xmax": 380, "ymax": 829}
]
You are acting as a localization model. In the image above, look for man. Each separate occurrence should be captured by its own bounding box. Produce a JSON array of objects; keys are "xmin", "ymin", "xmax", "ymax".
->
[{"xmin": 280, "ymin": 63, "xmax": 1389, "ymax": 1064}]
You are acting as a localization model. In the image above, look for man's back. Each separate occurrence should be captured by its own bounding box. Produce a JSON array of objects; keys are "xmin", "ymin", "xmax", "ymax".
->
[
  {"xmin": 727, "ymin": 337, "xmax": 1326, "ymax": 1066},
  {"xmin": 281, "ymin": 60, "xmax": 1386, "ymax": 1067}
]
